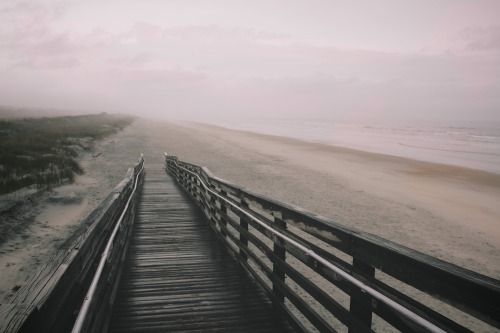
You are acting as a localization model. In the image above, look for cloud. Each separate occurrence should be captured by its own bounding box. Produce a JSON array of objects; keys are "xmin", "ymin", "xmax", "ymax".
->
[
  {"xmin": 32, "ymin": 33, "xmax": 75, "ymax": 54},
  {"xmin": 107, "ymin": 53, "xmax": 152, "ymax": 69},
  {"xmin": 111, "ymin": 67, "xmax": 207, "ymax": 85},
  {"xmin": 462, "ymin": 25, "xmax": 500, "ymax": 52},
  {"xmin": 13, "ymin": 56, "xmax": 80, "ymax": 69},
  {"xmin": 163, "ymin": 25, "xmax": 289, "ymax": 43},
  {"xmin": 0, "ymin": 1, "xmax": 69, "ymax": 44},
  {"xmin": 118, "ymin": 22, "xmax": 164, "ymax": 44},
  {"xmin": 0, "ymin": 4, "xmax": 499, "ymax": 122},
  {"xmin": 0, "ymin": 1, "xmax": 67, "ymax": 24},
  {"xmin": 0, "ymin": 1, "xmax": 81, "ymax": 70}
]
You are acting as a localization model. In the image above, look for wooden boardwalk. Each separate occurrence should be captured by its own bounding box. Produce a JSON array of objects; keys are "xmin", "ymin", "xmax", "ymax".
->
[
  {"xmin": 1, "ymin": 155, "xmax": 498, "ymax": 333},
  {"xmin": 107, "ymin": 161, "xmax": 294, "ymax": 332}
]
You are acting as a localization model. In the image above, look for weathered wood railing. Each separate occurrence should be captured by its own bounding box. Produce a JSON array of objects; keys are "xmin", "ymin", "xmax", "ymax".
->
[
  {"xmin": 166, "ymin": 153, "xmax": 500, "ymax": 333},
  {"xmin": 0, "ymin": 155, "xmax": 144, "ymax": 333}
]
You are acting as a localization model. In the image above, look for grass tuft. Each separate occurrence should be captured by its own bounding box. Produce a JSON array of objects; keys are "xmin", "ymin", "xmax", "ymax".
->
[{"xmin": 0, "ymin": 113, "xmax": 135, "ymax": 194}]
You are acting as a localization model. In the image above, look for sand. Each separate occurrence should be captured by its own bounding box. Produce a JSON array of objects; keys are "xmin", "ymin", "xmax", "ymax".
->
[
  {"xmin": 158, "ymin": 121, "xmax": 500, "ymax": 277},
  {"xmin": 1, "ymin": 119, "xmax": 499, "ymax": 322}
]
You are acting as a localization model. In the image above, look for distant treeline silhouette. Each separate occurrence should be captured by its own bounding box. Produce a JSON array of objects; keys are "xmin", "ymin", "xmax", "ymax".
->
[{"xmin": 0, "ymin": 113, "xmax": 135, "ymax": 195}]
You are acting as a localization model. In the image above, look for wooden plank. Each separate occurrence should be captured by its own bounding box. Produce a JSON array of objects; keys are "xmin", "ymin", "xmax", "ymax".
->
[
  {"xmin": 217, "ymin": 210, "xmax": 352, "ymax": 328},
  {"xmin": 219, "ymin": 224, "xmax": 337, "ymax": 333},
  {"xmin": 107, "ymin": 161, "xmax": 295, "ymax": 333}
]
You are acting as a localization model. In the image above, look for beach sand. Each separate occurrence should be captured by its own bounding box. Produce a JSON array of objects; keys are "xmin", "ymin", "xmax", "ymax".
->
[
  {"xmin": 162, "ymin": 121, "xmax": 500, "ymax": 277},
  {"xmin": 1, "ymin": 119, "xmax": 499, "ymax": 328}
]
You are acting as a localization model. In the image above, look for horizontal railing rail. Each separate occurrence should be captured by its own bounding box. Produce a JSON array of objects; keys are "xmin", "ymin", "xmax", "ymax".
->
[
  {"xmin": 0, "ymin": 155, "xmax": 145, "ymax": 333},
  {"xmin": 71, "ymin": 155, "xmax": 145, "ymax": 333},
  {"xmin": 165, "ymin": 153, "xmax": 500, "ymax": 333}
]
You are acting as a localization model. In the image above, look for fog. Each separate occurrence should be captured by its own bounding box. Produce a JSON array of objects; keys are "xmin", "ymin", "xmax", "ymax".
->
[{"xmin": 1, "ymin": 0, "xmax": 499, "ymax": 123}]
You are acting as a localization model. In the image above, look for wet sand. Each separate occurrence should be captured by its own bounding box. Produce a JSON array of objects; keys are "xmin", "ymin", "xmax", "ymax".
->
[{"xmin": 1, "ymin": 118, "xmax": 499, "ymax": 313}]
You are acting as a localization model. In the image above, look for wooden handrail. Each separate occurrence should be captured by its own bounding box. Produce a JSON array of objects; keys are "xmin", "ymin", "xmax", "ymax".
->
[
  {"xmin": 0, "ymin": 155, "xmax": 145, "ymax": 333},
  {"xmin": 71, "ymin": 155, "xmax": 144, "ymax": 333},
  {"xmin": 165, "ymin": 153, "xmax": 500, "ymax": 333}
]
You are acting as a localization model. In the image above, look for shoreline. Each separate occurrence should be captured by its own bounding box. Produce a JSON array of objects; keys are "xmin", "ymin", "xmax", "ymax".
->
[
  {"xmin": 203, "ymin": 120, "xmax": 500, "ymax": 175},
  {"xmin": 193, "ymin": 121, "xmax": 500, "ymax": 185}
]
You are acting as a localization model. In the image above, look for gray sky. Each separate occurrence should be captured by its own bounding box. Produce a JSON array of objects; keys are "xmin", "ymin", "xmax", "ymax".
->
[{"xmin": 1, "ymin": 0, "xmax": 499, "ymax": 122}]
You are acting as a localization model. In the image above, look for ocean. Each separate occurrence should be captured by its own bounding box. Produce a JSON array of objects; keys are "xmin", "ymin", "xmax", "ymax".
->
[{"xmin": 211, "ymin": 119, "xmax": 500, "ymax": 174}]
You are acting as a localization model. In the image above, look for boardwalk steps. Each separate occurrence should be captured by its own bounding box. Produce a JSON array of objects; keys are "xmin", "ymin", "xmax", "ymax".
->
[{"xmin": 107, "ymin": 163, "xmax": 293, "ymax": 332}]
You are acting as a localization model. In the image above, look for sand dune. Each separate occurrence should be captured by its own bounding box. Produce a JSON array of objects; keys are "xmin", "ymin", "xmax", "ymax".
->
[
  {"xmin": 1, "ymin": 118, "xmax": 499, "ymax": 306},
  {"xmin": 0, "ymin": 124, "xmax": 145, "ymax": 302}
]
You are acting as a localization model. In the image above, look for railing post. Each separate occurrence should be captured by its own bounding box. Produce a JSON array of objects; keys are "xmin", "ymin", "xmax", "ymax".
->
[
  {"xmin": 209, "ymin": 185, "xmax": 216, "ymax": 207},
  {"xmin": 239, "ymin": 200, "xmax": 249, "ymax": 262},
  {"xmin": 190, "ymin": 175, "xmax": 197, "ymax": 200},
  {"xmin": 193, "ymin": 176, "xmax": 197, "ymax": 201},
  {"xmin": 178, "ymin": 168, "xmax": 184, "ymax": 185},
  {"xmin": 349, "ymin": 257, "xmax": 375, "ymax": 333},
  {"xmin": 182, "ymin": 170, "xmax": 188, "ymax": 189},
  {"xmin": 208, "ymin": 185, "xmax": 219, "ymax": 230},
  {"xmin": 219, "ymin": 190, "xmax": 228, "ymax": 238},
  {"xmin": 273, "ymin": 215, "xmax": 287, "ymax": 305}
]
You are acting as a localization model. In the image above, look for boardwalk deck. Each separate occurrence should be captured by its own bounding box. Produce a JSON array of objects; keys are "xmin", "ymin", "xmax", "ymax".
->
[{"xmin": 107, "ymin": 160, "xmax": 293, "ymax": 333}]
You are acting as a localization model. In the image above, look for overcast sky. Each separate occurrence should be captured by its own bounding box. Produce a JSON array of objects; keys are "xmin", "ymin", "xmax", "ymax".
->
[{"xmin": 1, "ymin": 0, "xmax": 499, "ymax": 122}]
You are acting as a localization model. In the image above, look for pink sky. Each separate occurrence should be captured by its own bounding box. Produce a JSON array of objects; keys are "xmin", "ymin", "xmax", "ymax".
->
[{"xmin": 0, "ymin": 0, "xmax": 499, "ymax": 122}]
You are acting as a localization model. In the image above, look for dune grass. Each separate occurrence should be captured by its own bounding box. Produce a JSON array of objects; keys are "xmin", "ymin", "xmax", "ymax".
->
[{"xmin": 0, "ymin": 113, "xmax": 135, "ymax": 195}]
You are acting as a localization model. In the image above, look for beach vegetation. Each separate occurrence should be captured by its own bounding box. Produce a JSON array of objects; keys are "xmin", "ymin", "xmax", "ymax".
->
[{"xmin": 0, "ymin": 113, "xmax": 135, "ymax": 194}]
